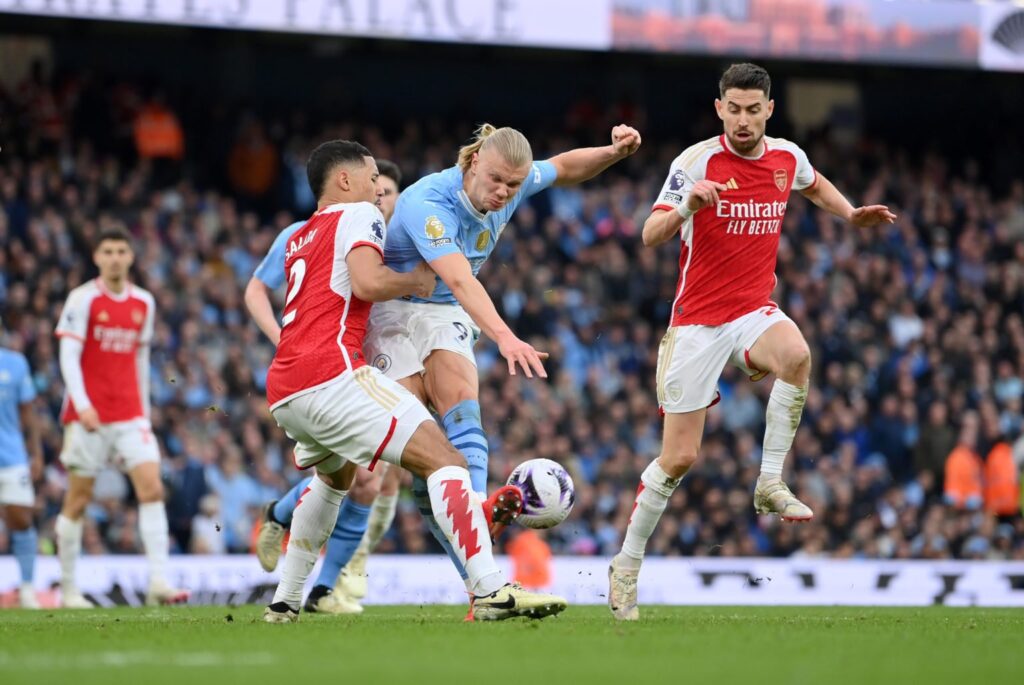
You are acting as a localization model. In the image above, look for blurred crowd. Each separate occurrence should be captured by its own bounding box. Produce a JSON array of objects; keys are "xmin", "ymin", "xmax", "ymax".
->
[{"xmin": 1, "ymin": 65, "xmax": 1022, "ymax": 564}]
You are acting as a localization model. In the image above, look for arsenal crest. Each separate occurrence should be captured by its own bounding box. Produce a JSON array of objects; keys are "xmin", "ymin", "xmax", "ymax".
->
[
  {"xmin": 773, "ymin": 169, "xmax": 788, "ymax": 192},
  {"xmin": 132, "ymin": 309, "xmax": 145, "ymax": 325}
]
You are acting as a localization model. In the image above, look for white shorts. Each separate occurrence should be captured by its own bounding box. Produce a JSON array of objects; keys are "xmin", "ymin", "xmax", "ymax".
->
[
  {"xmin": 657, "ymin": 305, "xmax": 792, "ymax": 414},
  {"xmin": 59, "ymin": 417, "xmax": 161, "ymax": 478},
  {"xmin": 364, "ymin": 299, "xmax": 480, "ymax": 381},
  {"xmin": 0, "ymin": 464, "xmax": 34, "ymax": 507},
  {"xmin": 271, "ymin": 366, "xmax": 433, "ymax": 474}
]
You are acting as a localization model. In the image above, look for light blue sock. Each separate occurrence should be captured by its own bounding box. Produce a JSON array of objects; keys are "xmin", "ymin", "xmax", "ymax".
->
[
  {"xmin": 443, "ymin": 400, "xmax": 488, "ymax": 494},
  {"xmin": 11, "ymin": 528, "xmax": 37, "ymax": 584},
  {"xmin": 314, "ymin": 499, "xmax": 371, "ymax": 588},
  {"xmin": 411, "ymin": 475, "xmax": 469, "ymax": 582},
  {"xmin": 273, "ymin": 477, "xmax": 313, "ymax": 526}
]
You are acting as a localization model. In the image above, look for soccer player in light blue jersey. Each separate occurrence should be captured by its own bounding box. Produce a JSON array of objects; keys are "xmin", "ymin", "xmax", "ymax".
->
[
  {"xmin": 245, "ymin": 161, "xmax": 405, "ymax": 615},
  {"xmin": 0, "ymin": 333, "xmax": 43, "ymax": 608},
  {"xmin": 365, "ymin": 123, "xmax": 641, "ymax": 617}
]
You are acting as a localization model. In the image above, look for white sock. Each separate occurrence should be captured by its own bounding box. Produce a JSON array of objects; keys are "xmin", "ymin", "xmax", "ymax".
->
[
  {"xmin": 273, "ymin": 477, "xmax": 347, "ymax": 609},
  {"xmin": 426, "ymin": 466, "xmax": 504, "ymax": 597},
  {"xmin": 139, "ymin": 502, "xmax": 170, "ymax": 586},
  {"xmin": 357, "ymin": 493, "xmax": 399, "ymax": 557},
  {"xmin": 760, "ymin": 380, "xmax": 808, "ymax": 479},
  {"xmin": 55, "ymin": 514, "xmax": 83, "ymax": 593},
  {"xmin": 617, "ymin": 461, "xmax": 682, "ymax": 569}
]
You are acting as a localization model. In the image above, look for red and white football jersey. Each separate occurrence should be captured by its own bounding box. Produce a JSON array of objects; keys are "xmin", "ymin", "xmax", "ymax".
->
[
  {"xmin": 266, "ymin": 201, "xmax": 388, "ymax": 408},
  {"xmin": 55, "ymin": 280, "xmax": 155, "ymax": 424},
  {"xmin": 652, "ymin": 134, "xmax": 818, "ymax": 327}
]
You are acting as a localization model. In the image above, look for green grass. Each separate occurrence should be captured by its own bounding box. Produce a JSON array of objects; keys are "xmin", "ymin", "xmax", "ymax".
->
[{"xmin": 1, "ymin": 606, "xmax": 1022, "ymax": 684}]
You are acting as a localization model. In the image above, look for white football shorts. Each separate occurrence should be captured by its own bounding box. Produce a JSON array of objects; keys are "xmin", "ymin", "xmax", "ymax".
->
[
  {"xmin": 363, "ymin": 299, "xmax": 480, "ymax": 381},
  {"xmin": 0, "ymin": 464, "xmax": 34, "ymax": 507},
  {"xmin": 271, "ymin": 366, "xmax": 433, "ymax": 474},
  {"xmin": 656, "ymin": 304, "xmax": 792, "ymax": 414},
  {"xmin": 60, "ymin": 417, "xmax": 161, "ymax": 478}
]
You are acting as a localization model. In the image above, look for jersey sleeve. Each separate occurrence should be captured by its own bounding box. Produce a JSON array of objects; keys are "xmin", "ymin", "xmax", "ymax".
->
[
  {"xmin": 790, "ymin": 144, "xmax": 818, "ymax": 191},
  {"xmin": 139, "ymin": 294, "xmax": 156, "ymax": 346},
  {"xmin": 338, "ymin": 202, "xmax": 388, "ymax": 258},
  {"xmin": 253, "ymin": 224, "xmax": 297, "ymax": 289},
  {"xmin": 55, "ymin": 289, "xmax": 90, "ymax": 341},
  {"xmin": 652, "ymin": 149, "xmax": 706, "ymax": 213},
  {"xmin": 396, "ymin": 199, "xmax": 461, "ymax": 262},
  {"xmin": 521, "ymin": 160, "xmax": 558, "ymax": 199},
  {"xmin": 16, "ymin": 354, "xmax": 36, "ymax": 404}
]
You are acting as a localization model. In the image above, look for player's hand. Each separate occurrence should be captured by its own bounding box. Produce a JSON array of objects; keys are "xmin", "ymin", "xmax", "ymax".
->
[
  {"xmin": 850, "ymin": 205, "xmax": 897, "ymax": 227},
  {"xmin": 78, "ymin": 407, "xmax": 101, "ymax": 432},
  {"xmin": 611, "ymin": 125, "xmax": 642, "ymax": 157},
  {"xmin": 496, "ymin": 333, "xmax": 549, "ymax": 379},
  {"xmin": 409, "ymin": 261, "xmax": 437, "ymax": 299},
  {"xmin": 686, "ymin": 180, "xmax": 729, "ymax": 213}
]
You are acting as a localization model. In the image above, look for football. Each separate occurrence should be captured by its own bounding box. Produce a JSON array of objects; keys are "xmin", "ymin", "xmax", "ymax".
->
[{"xmin": 506, "ymin": 458, "xmax": 576, "ymax": 529}]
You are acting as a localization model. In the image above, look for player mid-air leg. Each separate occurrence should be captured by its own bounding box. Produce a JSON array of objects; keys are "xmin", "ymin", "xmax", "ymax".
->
[{"xmin": 743, "ymin": 320, "xmax": 814, "ymax": 521}]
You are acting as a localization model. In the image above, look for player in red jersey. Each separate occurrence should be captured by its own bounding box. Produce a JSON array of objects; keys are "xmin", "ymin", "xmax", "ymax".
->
[
  {"xmin": 608, "ymin": 64, "xmax": 896, "ymax": 620},
  {"xmin": 262, "ymin": 140, "xmax": 567, "ymax": 622},
  {"xmin": 54, "ymin": 229, "xmax": 188, "ymax": 608}
]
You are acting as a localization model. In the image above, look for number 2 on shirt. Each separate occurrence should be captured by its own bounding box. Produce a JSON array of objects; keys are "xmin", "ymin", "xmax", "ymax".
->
[{"xmin": 282, "ymin": 258, "xmax": 306, "ymax": 327}]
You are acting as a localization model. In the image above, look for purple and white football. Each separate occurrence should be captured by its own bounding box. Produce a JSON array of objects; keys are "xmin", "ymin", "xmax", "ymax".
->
[{"xmin": 506, "ymin": 458, "xmax": 575, "ymax": 529}]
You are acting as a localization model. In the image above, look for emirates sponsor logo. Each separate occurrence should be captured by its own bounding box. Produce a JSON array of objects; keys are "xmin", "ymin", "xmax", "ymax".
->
[
  {"xmin": 716, "ymin": 199, "xmax": 788, "ymax": 236},
  {"xmin": 92, "ymin": 325, "xmax": 139, "ymax": 353}
]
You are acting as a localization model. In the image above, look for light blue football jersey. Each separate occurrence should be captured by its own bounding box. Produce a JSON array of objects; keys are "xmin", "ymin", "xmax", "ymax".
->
[
  {"xmin": 0, "ymin": 348, "xmax": 36, "ymax": 468},
  {"xmin": 253, "ymin": 221, "xmax": 305, "ymax": 289},
  {"xmin": 385, "ymin": 161, "xmax": 557, "ymax": 305}
]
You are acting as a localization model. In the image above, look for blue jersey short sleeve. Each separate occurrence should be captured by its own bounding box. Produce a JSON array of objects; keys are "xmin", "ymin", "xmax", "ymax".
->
[
  {"xmin": 520, "ymin": 160, "xmax": 558, "ymax": 200},
  {"xmin": 253, "ymin": 221, "xmax": 304, "ymax": 289},
  {"xmin": 399, "ymin": 200, "xmax": 462, "ymax": 263}
]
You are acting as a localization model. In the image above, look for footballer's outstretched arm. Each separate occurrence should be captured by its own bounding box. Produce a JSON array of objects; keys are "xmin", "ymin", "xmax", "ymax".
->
[
  {"xmin": 347, "ymin": 247, "xmax": 436, "ymax": 303},
  {"xmin": 429, "ymin": 252, "xmax": 548, "ymax": 378},
  {"xmin": 244, "ymin": 276, "xmax": 281, "ymax": 346},
  {"xmin": 549, "ymin": 124, "xmax": 641, "ymax": 187},
  {"xmin": 800, "ymin": 172, "xmax": 896, "ymax": 227}
]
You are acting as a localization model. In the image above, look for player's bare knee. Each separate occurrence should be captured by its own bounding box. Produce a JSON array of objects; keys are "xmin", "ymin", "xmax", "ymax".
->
[
  {"xmin": 660, "ymin": 450, "xmax": 698, "ymax": 477},
  {"xmin": 136, "ymin": 480, "xmax": 165, "ymax": 504},
  {"xmin": 351, "ymin": 469, "xmax": 381, "ymax": 504},
  {"xmin": 779, "ymin": 345, "xmax": 812, "ymax": 384}
]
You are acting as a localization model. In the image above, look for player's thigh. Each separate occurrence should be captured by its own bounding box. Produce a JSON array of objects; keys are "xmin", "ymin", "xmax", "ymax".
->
[
  {"xmin": 113, "ymin": 418, "xmax": 162, "ymax": 477},
  {"xmin": 656, "ymin": 325, "xmax": 732, "ymax": 414},
  {"xmin": 737, "ymin": 309, "xmax": 806, "ymax": 376},
  {"xmin": 397, "ymin": 374, "xmax": 429, "ymax": 406},
  {"xmin": 274, "ymin": 369, "xmax": 434, "ymax": 475},
  {"xmin": 423, "ymin": 350, "xmax": 479, "ymax": 415},
  {"xmin": 2, "ymin": 503, "xmax": 34, "ymax": 530},
  {"xmin": 0, "ymin": 465, "xmax": 35, "ymax": 510},
  {"xmin": 60, "ymin": 422, "xmax": 113, "ymax": 479},
  {"xmin": 365, "ymin": 300, "xmax": 425, "ymax": 381},
  {"xmin": 398, "ymin": 420, "xmax": 466, "ymax": 479},
  {"xmin": 659, "ymin": 409, "xmax": 708, "ymax": 475}
]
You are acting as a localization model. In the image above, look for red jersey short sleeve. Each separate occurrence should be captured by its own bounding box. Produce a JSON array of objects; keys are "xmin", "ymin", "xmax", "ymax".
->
[
  {"xmin": 266, "ymin": 202, "xmax": 386, "ymax": 408},
  {"xmin": 55, "ymin": 280, "xmax": 154, "ymax": 424},
  {"xmin": 661, "ymin": 135, "xmax": 816, "ymax": 327}
]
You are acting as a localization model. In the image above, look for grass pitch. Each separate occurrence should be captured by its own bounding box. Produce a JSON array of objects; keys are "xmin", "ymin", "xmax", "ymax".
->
[{"xmin": 1, "ymin": 605, "xmax": 1021, "ymax": 685}]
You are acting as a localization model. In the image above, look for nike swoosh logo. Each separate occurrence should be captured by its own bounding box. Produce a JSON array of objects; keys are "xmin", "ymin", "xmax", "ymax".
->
[{"xmin": 475, "ymin": 596, "xmax": 516, "ymax": 610}]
